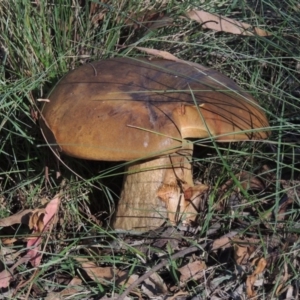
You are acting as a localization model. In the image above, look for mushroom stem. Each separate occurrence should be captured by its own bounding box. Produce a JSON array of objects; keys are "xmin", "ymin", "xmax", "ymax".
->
[
  {"xmin": 114, "ymin": 157, "xmax": 170, "ymax": 231},
  {"xmin": 113, "ymin": 146, "xmax": 208, "ymax": 231}
]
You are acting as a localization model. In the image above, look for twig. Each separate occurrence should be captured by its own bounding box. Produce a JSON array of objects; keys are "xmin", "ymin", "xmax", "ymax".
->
[{"xmin": 117, "ymin": 242, "xmax": 207, "ymax": 300}]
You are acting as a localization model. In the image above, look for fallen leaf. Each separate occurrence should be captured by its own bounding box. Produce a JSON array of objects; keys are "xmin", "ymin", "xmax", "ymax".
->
[
  {"xmin": 76, "ymin": 256, "xmax": 139, "ymax": 292},
  {"xmin": 233, "ymin": 238, "xmax": 259, "ymax": 265},
  {"xmin": 1, "ymin": 238, "xmax": 17, "ymax": 245},
  {"xmin": 246, "ymin": 257, "xmax": 267, "ymax": 297},
  {"xmin": 152, "ymin": 227, "xmax": 182, "ymax": 249},
  {"xmin": 234, "ymin": 244, "xmax": 249, "ymax": 265},
  {"xmin": 212, "ymin": 234, "xmax": 260, "ymax": 255},
  {"xmin": 178, "ymin": 260, "xmax": 207, "ymax": 282},
  {"xmin": 141, "ymin": 271, "xmax": 168, "ymax": 297},
  {"xmin": 28, "ymin": 209, "xmax": 45, "ymax": 232},
  {"xmin": 0, "ymin": 252, "xmax": 32, "ymax": 288},
  {"xmin": 26, "ymin": 195, "xmax": 61, "ymax": 267},
  {"xmin": 0, "ymin": 209, "xmax": 33, "ymax": 227},
  {"xmin": 116, "ymin": 271, "xmax": 139, "ymax": 287},
  {"xmin": 135, "ymin": 47, "xmax": 180, "ymax": 62},
  {"xmin": 45, "ymin": 277, "xmax": 85, "ymax": 299},
  {"xmin": 186, "ymin": 10, "xmax": 270, "ymax": 36},
  {"xmin": 0, "ymin": 195, "xmax": 61, "ymax": 287},
  {"xmin": 61, "ymin": 277, "xmax": 83, "ymax": 294},
  {"xmin": 43, "ymin": 195, "xmax": 60, "ymax": 228},
  {"xmin": 25, "ymin": 236, "xmax": 43, "ymax": 267},
  {"xmin": 75, "ymin": 257, "xmax": 114, "ymax": 284},
  {"xmin": 211, "ymin": 231, "xmax": 238, "ymax": 251},
  {"xmin": 0, "ymin": 269, "xmax": 13, "ymax": 288},
  {"xmin": 135, "ymin": 47, "xmax": 217, "ymax": 79}
]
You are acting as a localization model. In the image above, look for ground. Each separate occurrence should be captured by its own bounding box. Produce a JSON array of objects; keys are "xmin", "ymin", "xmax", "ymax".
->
[{"xmin": 0, "ymin": 0, "xmax": 300, "ymax": 299}]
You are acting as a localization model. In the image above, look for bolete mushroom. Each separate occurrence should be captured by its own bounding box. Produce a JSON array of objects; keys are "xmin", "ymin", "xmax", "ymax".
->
[{"xmin": 40, "ymin": 57, "xmax": 269, "ymax": 231}]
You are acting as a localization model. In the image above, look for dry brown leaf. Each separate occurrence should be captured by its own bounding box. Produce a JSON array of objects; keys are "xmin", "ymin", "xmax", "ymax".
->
[
  {"xmin": 135, "ymin": 47, "xmax": 180, "ymax": 62},
  {"xmin": 246, "ymin": 257, "xmax": 267, "ymax": 297},
  {"xmin": 234, "ymin": 244, "xmax": 249, "ymax": 265},
  {"xmin": 25, "ymin": 236, "xmax": 43, "ymax": 267},
  {"xmin": 0, "ymin": 195, "xmax": 61, "ymax": 288},
  {"xmin": 0, "ymin": 195, "xmax": 60, "ymax": 230},
  {"xmin": 0, "ymin": 269, "xmax": 12, "ymax": 288},
  {"xmin": 28, "ymin": 209, "xmax": 45, "ymax": 232},
  {"xmin": 26, "ymin": 195, "xmax": 61, "ymax": 267},
  {"xmin": 135, "ymin": 47, "xmax": 213, "ymax": 75},
  {"xmin": 141, "ymin": 271, "xmax": 168, "ymax": 297},
  {"xmin": 186, "ymin": 10, "xmax": 270, "ymax": 36},
  {"xmin": 118, "ymin": 272, "xmax": 142, "ymax": 299},
  {"xmin": 233, "ymin": 237, "xmax": 260, "ymax": 265},
  {"xmin": 179, "ymin": 260, "xmax": 207, "ymax": 282},
  {"xmin": 212, "ymin": 236, "xmax": 231, "ymax": 251},
  {"xmin": 76, "ymin": 257, "xmax": 139, "ymax": 292},
  {"xmin": 0, "ymin": 209, "xmax": 33, "ymax": 227},
  {"xmin": 75, "ymin": 258, "xmax": 114, "ymax": 284},
  {"xmin": 116, "ymin": 270, "xmax": 138, "ymax": 287},
  {"xmin": 43, "ymin": 196, "xmax": 60, "ymax": 229},
  {"xmin": 0, "ymin": 253, "xmax": 29, "ymax": 288},
  {"xmin": 48, "ymin": 276, "xmax": 85, "ymax": 298},
  {"xmin": 212, "ymin": 234, "xmax": 259, "ymax": 254},
  {"xmin": 63, "ymin": 279, "xmax": 83, "ymax": 294},
  {"xmin": 1, "ymin": 238, "xmax": 18, "ymax": 245}
]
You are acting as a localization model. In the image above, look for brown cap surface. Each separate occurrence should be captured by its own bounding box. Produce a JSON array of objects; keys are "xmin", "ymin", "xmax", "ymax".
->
[{"xmin": 40, "ymin": 57, "xmax": 269, "ymax": 161}]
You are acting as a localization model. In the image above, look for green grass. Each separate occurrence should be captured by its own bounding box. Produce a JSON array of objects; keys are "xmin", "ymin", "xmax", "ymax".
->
[{"xmin": 1, "ymin": 0, "xmax": 300, "ymax": 298}]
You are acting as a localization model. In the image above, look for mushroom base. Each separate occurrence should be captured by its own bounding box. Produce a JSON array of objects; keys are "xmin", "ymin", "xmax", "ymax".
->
[{"xmin": 113, "ymin": 154, "xmax": 208, "ymax": 231}]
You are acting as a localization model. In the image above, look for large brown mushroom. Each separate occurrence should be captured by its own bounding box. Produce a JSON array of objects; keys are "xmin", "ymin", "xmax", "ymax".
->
[{"xmin": 40, "ymin": 57, "xmax": 269, "ymax": 230}]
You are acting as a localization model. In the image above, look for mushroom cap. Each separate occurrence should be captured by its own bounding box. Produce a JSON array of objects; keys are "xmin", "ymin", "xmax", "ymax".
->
[{"xmin": 40, "ymin": 57, "xmax": 269, "ymax": 161}]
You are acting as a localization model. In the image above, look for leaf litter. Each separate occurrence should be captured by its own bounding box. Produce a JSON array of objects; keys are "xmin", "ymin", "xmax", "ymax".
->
[
  {"xmin": 0, "ymin": 194, "xmax": 60, "ymax": 289},
  {"xmin": 0, "ymin": 157, "xmax": 294, "ymax": 300},
  {"xmin": 1, "ymin": 155, "xmax": 299, "ymax": 299}
]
